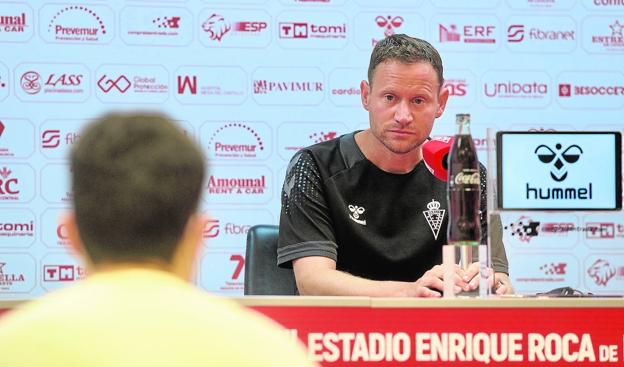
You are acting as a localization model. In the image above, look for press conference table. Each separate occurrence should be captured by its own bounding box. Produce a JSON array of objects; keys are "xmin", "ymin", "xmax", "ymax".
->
[{"xmin": 2, "ymin": 296, "xmax": 623, "ymax": 366}]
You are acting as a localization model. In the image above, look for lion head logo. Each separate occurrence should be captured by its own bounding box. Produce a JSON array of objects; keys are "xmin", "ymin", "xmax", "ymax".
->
[
  {"xmin": 202, "ymin": 13, "xmax": 230, "ymax": 41},
  {"xmin": 587, "ymin": 259, "xmax": 616, "ymax": 287}
]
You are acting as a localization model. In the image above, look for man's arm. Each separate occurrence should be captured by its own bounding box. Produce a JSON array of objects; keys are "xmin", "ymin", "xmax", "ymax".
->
[{"xmin": 294, "ymin": 256, "xmax": 476, "ymax": 297}]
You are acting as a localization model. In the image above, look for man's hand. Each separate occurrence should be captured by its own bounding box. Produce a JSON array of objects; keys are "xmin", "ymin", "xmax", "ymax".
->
[{"xmin": 415, "ymin": 263, "xmax": 513, "ymax": 295}]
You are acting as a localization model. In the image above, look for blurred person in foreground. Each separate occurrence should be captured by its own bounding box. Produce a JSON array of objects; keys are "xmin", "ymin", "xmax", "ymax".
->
[
  {"xmin": 278, "ymin": 35, "xmax": 512, "ymax": 297},
  {"xmin": 0, "ymin": 112, "xmax": 315, "ymax": 367}
]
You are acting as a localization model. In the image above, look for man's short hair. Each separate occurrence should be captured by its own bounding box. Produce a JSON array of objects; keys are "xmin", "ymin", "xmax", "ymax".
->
[
  {"xmin": 368, "ymin": 34, "xmax": 444, "ymax": 87},
  {"xmin": 70, "ymin": 112, "xmax": 205, "ymax": 265}
]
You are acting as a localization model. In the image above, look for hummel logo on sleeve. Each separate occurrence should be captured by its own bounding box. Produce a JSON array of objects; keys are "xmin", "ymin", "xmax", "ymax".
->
[{"xmin": 348, "ymin": 204, "xmax": 366, "ymax": 225}]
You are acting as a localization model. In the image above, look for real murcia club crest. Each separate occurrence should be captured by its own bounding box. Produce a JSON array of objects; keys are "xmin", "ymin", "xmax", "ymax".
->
[{"xmin": 423, "ymin": 199, "xmax": 445, "ymax": 240}]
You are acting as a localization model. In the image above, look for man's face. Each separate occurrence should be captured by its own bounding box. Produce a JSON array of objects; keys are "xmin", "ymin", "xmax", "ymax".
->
[{"xmin": 360, "ymin": 60, "xmax": 448, "ymax": 155}]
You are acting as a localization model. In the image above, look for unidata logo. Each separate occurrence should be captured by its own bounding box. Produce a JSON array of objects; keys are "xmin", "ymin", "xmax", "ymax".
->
[
  {"xmin": 481, "ymin": 71, "xmax": 550, "ymax": 108},
  {"xmin": 202, "ymin": 122, "xmax": 269, "ymax": 160},
  {"xmin": 41, "ymin": 4, "xmax": 114, "ymax": 44},
  {"xmin": 43, "ymin": 265, "xmax": 85, "ymax": 282},
  {"xmin": 439, "ymin": 23, "xmax": 496, "ymax": 44}
]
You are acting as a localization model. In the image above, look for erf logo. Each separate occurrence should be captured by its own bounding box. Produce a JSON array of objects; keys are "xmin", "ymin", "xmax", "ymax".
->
[
  {"xmin": 0, "ymin": 167, "xmax": 19, "ymax": 195},
  {"xmin": 44, "ymin": 265, "xmax": 82, "ymax": 281}
]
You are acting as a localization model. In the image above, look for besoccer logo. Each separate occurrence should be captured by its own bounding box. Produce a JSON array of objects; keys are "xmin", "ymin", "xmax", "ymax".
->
[{"xmin": 534, "ymin": 143, "xmax": 582, "ymax": 182}]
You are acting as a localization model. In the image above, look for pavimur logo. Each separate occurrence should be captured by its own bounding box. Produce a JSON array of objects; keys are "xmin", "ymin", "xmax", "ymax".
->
[{"xmin": 534, "ymin": 143, "xmax": 582, "ymax": 182}]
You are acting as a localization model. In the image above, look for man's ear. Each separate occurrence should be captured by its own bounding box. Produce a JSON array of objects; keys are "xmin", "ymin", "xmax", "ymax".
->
[
  {"xmin": 171, "ymin": 214, "xmax": 206, "ymax": 280},
  {"xmin": 360, "ymin": 80, "xmax": 370, "ymax": 111},
  {"xmin": 60, "ymin": 212, "xmax": 90, "ymax": 264},
  {"xmin": 435, "ymin": 85, "xmax": 450, "ymax": 118}
]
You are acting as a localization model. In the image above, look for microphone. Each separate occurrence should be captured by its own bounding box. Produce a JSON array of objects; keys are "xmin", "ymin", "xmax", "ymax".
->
[{"xmin": 422, "ymin": 136, "xmax": 454, "ymax": 182}]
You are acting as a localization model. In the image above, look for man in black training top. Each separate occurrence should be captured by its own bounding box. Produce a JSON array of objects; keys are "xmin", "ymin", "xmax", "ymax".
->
[{"xmin": 277, "ymin": 34, "xmax": 512, "ymax": 297}]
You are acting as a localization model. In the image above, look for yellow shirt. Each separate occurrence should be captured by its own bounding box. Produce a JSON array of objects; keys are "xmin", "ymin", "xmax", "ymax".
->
[{"xmin": 0, "ymin": 269, "xmax": 315, "ymax": 367}]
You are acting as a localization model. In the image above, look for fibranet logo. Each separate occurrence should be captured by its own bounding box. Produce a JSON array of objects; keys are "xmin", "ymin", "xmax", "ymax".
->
[
  {"xmin": 205, "ymin": 122, "xmax": 265, "ymax": 159},
  {"xmin": 41, "ymin": 129, "xmax": 60, "ymax": 149},
  {"xmin": 43, "ymin": 265, "xmax": 85, "ymax": 282},
  {"xmin": 207, "ymin": 174, "xmax": 266, "ymax": 194},
  {"xmin": 44, "ymin": 5, "xmax": 110, "ymax": 43},
  {"xmin": 203, "ymin": 219, "xmax": 220, "ymax": 238},
  {"xmin": 507, "ymin": 24, "xmax": 575, "ymax": 43},
  {"xmin": 527, "ymin": 142, "xmax": 590, "ymax": 200}
]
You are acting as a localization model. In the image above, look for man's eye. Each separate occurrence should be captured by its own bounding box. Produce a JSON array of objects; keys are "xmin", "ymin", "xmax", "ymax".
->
[
  {"xmin": 412, "ymin": 98, "xmax": 424, "ymax": 104},
  {"xmin": 384, "ymin": 95, "xmax": 394, "ymax": 101}
]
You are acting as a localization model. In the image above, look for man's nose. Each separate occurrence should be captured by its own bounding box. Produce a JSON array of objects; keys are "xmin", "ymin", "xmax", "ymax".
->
[{"xmin": 394, "ymin": 100, "xmax": 413, "ymax": 126}]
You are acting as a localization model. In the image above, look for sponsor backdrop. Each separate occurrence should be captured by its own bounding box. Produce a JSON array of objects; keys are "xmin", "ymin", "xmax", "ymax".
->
[{"xmin": 0, "ymin": 0, "xmax": 623, "ymax": 299}]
